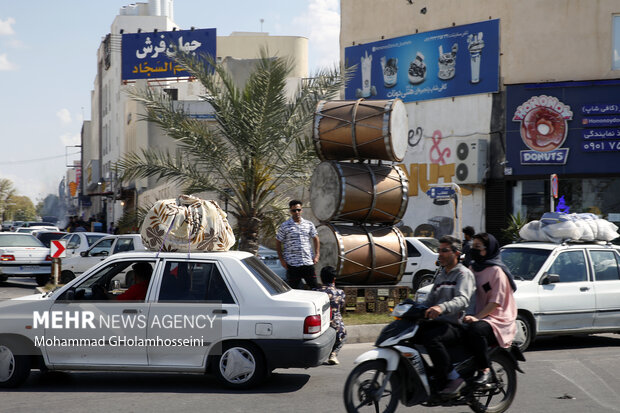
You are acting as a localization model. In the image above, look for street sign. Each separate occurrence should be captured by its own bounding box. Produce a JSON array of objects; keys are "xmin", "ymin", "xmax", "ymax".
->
[
  {"xmin": 426, "ymin": 187, "xmax": 456, "ymax": 200},
  {"xmin": 50, "ymin": 240, "xmax": 67, "ymax": 258},
  {"xmin": 551, "ymin": 174, "xmax": 559, "ymax": 199}
]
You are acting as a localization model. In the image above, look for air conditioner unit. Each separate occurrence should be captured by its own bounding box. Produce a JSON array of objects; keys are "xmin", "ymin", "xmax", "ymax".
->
[{"xmin": 453, "ymin": 138, "xmax": 488, "ymax": 184}]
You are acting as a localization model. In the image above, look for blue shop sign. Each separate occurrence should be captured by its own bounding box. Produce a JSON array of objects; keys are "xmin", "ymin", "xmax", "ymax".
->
[
  {"xmin": 506, "ymin": 81, "xmax": 620, "ymax": 176},
  {"xmin": 122, "ymin": 28, "xmax": 216, "ymax": 80},
  {"xmin": 344, "ymin": 19, "xmax": 499, "ymax": 103}
]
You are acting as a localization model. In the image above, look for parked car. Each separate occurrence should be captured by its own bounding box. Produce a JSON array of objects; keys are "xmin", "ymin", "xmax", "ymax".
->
[
  {"xmin": 0, "ymin": 233, "xmax": 52, "ymax": 286},
  {"xmin": 31, "ymin": 230, "xmax": 68, "ymax": 248},
  {"xmin": 1, "ymin": 221, "xmax": 14, "ymax": 232},
  {"xmin": 416, "ymin": 240, "xmax": 620, "ymax": 351},
  {"xmin": 16, "ymin": 225, "xmax": 60, "ymax": 233},
  {"xmin": 258, "ymin": 245, "xmax": 287, "ymax": 280},
  {"xmin": 60, "ymin": 234, "xmax": 147, "ymax": 283},
  {"xmin": 0, "ymin": 250, "xmax": 335, "ymax": 389},
  {"xmin": 59, "ymin": 232, "xmax": 108, "ymax": 259},
  {"xmin": 8, "ymin": 221, "xmax": 24, "ymax": 232},
  {"xmin": 397, "ymin": 237, "xmax": 440, "ymax": 291}
]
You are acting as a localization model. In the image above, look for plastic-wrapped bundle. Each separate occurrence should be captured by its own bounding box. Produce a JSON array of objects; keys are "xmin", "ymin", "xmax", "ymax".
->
[
  {"xmin": 520, "ymin": 212, "xmax": 619, "ymax": 242},
  {"xmin": 140, "ymin": 195, "xmax": 235, "ymax": 252}
]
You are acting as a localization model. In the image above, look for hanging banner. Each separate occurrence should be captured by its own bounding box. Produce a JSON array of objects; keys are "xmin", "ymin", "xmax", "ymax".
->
[
  {"xmin": 344, "ymin": 19, "xmax": 499, "ymax": 103},
  {"xmin": 122, "ymin": 28, "xmax": 216, "ymax": 80}
]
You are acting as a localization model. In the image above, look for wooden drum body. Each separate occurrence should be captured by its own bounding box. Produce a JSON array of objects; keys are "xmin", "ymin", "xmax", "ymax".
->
[
  {"xmin": 313, "ymin": 99, "xmax": 408, "ymax": 162},
  {"xmin": 317, "ymin": 223, "xmax": 406, "ymax": 285},
  {"xmin": 310, "ymin": 161, "xmax": 409, "ymax": 225}
]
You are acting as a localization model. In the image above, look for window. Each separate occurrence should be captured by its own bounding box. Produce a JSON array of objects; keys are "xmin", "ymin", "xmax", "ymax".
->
[
  {"xmin": 158, "ymin": 261, "xmax": 235, "ymax": 303},
  {"xmin": 242, "ymin": 256, "xmax": 291, "ymax": 295},
  {"xmin": 548, "ymin": 250, "xmax": 588, "ymax": 282},
  {"xmin": 88, "ymin": 238, "xmax": 114, "ymax": 256},
  {"xmin": 58, "ymin": 260, "xmax": 155, "ymax": 301},
  {"xmin": 590, "ymin": 250, "xmax": 620, "ymax": 281},
  {"xmin": 407, "ymin": 241, "xmax": 421, "ymax": 257},
  {"xmin": 114, "ymin": 237, "xmax": 134, "ymax": 253},
  {"xmin": 500, "ymin": 247, "xmax": 551, "ymax": 281},
  {"xmin": 67, "ymin": 234, "xmax": 80, "ymax": 249}
]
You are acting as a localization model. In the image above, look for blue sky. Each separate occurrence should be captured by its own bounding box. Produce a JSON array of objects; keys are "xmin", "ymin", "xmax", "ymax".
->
[{"xmin": 0, "ymin": 0, "xmax": 340, "ymax": 203}]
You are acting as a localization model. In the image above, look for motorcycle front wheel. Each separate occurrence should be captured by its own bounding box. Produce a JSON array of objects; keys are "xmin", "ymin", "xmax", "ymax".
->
[
  {"xmin": 343, "ymin": 360, "xmax": 401, "ymax": 413},
  {"xmin": 469, "ymin": 352, "xmax": 517, "ymax": 413}
]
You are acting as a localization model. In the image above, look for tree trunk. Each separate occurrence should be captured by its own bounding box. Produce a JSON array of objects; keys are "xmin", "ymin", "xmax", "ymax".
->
[{"xmin": 237, "ymin": 216, "xmax": 261, "ymax": 255}]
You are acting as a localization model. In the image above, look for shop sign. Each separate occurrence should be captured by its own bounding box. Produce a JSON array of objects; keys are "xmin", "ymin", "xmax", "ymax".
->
[
  {"xmin": 512, "ymin": 95, "xmax": 572, "ymax": 165},
  {"xmin": 344, "ymin": 19, "xmax": 499, "ymax": 103}
]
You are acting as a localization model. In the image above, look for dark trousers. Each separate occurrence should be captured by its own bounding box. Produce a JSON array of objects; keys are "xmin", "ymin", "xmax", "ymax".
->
[
  {"xmin": 287, "ymin": 265, "xmax": 318, "ymax": 289},
  {"xmin": 413, "ymin": 320, "xmax": 464, "ymax": 387},
  {"xmin": 464, "ymin": 320, "xmax": 498, "ymax": 370}
]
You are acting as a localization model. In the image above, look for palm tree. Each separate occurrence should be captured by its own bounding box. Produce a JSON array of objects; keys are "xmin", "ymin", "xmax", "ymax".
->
[{"xmin": 117, "ymin": 50, "xmax": 346, "ymax": 253}]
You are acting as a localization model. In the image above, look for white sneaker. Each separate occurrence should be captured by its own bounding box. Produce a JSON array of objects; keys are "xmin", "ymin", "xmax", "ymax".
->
[{"xmin": 328, "ymin": 353, "xmax": 339, "ymax": 365}]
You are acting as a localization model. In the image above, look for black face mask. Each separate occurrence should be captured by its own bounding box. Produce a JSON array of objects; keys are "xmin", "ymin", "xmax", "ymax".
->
[{"xmin": 470, "ymin": 248, "xmax": 484, "ymax": 263}]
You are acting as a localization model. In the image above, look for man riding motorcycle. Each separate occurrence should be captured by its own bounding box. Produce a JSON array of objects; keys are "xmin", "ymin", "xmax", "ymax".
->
[{"xmin": 414, "ymin": 235, "xmax": 475, "ymax": 396}]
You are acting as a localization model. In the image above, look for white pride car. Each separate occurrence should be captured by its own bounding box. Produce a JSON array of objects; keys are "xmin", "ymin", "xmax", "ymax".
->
[{"xmin": 0, "ymin": 251, "xmax": 334, "ymax": 389}]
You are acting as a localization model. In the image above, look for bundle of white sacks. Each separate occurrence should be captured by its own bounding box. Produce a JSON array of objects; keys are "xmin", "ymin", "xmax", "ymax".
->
[{"xmin": 519, "ymin": 212, "xmax": 620, "ymax": 243}]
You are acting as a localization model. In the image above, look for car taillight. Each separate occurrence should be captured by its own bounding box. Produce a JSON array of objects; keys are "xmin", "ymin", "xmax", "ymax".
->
[
  {"xmin": 304, "ymin": 315, "xmax": 322, "ymax": 334},
  {"xmin": 0, "ymin": 255, "xmax": 15, "ymax": 261},
  {"xmin": 45, "ymin": 255, "xmax": 52, "ymax": 261}
]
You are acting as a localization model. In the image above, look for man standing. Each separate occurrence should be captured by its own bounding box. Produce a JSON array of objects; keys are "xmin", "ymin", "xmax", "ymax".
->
[
  {"xmin": 462, "ymin": 226, "xmax": 475, "ymax": 267},
  {"xmin": 276, "ymin": 200, "xmax": 320, "ymax": 289},
  {"xmin": 415, "ymin": 235, "xmax": 475, "ymax": 396}
]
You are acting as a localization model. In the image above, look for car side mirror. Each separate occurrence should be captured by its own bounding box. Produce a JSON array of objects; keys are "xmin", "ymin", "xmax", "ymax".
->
[
  {"xmin": 80, "ymin": 251, "xmax": 88, "ymax": 257},
  {"xmin": 541, "ymin": 272, "xmax": 560, "ymax": 285}
]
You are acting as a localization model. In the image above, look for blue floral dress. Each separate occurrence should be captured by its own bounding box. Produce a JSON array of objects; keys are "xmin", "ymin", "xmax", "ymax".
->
[{"xmin": 315, "ymin": 283, "xmax": 347, "ymax": 354}]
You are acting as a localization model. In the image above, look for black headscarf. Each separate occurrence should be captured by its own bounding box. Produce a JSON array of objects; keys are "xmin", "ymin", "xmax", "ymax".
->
[{"xmin": 470, "ymin": 233, "xmax": 517, "ymax": 292}]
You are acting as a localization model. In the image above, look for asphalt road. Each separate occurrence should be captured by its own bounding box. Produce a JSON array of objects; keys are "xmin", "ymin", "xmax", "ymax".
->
[{"xmin": 1, "ymin": 279, "xmax": 620, "ymax": 413}]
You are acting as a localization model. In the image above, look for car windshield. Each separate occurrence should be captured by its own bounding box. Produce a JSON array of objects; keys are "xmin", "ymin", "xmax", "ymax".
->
[
  {"xmin": 242, "ymin": 256, "xmax": 291, "ymax": 295},
  {"xmin": 36, "ymin": 233, "xmax": 65, "ymax": 248},
  {"xmin": 418, "ymin": 238, "xmax": 440, "ymax": 253},
  {"xmin": 86, "ymin": 234, "xmax": 107, "ymax": 246},
  {"xmin": 0, "ymin": 234, "xmax": 45, "ymax": 247},
  {"xmin": 500, "ymin": 247, "xmax": 552, "ymax": 281}
]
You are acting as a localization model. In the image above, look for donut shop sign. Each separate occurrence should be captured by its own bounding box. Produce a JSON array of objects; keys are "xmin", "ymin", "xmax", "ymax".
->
[{"xmin": 512, "ymin": 95, "xmax": 573, "ymax": 165}]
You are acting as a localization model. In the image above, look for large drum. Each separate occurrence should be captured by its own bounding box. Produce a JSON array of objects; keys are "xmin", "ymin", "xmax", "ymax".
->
[
  {"xmin": 317, "ymin": 223, "xmax": 406, "ymax": 285},
  {"xmin": 313, "ymin": 99, "xmax": 408, "ymax": 162},
  {"xmin": 310, "ymin": 161, "xmax": 408, "ymax": 224}
]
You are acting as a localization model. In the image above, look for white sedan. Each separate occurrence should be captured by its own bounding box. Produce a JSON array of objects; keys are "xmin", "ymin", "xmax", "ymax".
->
[
  {"xmin": 0, "ymin": 233, "xmax": 52, "ymax": 286},
  {"xmin": 0, "ymin": 250, "xmax": 335, "ymax": 389}
]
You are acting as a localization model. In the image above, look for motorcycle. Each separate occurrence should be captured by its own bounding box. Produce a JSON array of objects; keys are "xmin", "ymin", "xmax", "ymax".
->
[{"xmin": 343, "ymin": 300, "xmax": 525, "ymax": 413}]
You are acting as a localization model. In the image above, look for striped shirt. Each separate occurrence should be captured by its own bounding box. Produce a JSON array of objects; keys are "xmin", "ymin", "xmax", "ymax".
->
[{"xmin": 276, "ymin": 218, "xmax": 318, "ymax": 266}]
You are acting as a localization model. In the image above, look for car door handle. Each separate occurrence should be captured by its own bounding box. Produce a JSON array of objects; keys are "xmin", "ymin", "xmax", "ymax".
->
[
  {"xmin": 123, "ymin": 309, "xmax": 139, "ymax": 314},
  {"xmin": 580, "ymin": 287, "xmax": 590, "ymax": 291},
  {"xmin": 212, "ymin": 309, "xmax": 227, "ymax": 315}
]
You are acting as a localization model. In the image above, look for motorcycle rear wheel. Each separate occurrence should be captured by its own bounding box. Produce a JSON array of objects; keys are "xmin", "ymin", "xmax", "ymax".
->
[
  {"xmin": 343, "ymin": 360, "xmax": 400, "ymax": 413},
  {"xmin": 469, "ymin": 352, "xmax": 517, "ymax": 413}
]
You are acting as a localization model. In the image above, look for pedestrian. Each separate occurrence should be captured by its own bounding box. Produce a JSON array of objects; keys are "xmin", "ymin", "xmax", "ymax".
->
[
  {"xmin": 463, "ymin": 232, "xmax": 517, "ymax": 386},
  {"xmin": 413, "ymin": 235, "xmax": 475, "ymax": 397},
  {"xmin": 462, "ymin": 226, "xmax": 475, "ymax": 267},
  {"xmin": 315, "ymin": 266, "xmax": 347, "ymax": 365},
  {"xmin": 276, "ymin": 200, "xmax": 320, "ymax": 289}
]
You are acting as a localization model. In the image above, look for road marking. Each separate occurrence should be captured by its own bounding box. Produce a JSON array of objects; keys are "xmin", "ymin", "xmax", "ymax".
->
[{"xmin": 552, "ymin": 359, "xmax": 620, "ymax": 412}]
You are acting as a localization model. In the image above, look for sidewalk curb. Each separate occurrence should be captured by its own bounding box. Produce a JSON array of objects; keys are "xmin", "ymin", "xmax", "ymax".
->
[{"xmin": 346, "ymin": 323, "xmax": 387, "ymax": 344}]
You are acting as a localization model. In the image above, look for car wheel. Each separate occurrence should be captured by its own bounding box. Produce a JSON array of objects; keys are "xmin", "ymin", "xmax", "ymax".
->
[
  {"xmin": 513, "ymin": 314, "xmax": 533, "ymax": 352},
  {"xmin": 413, "ymin": 271, "xmax": 435, "ymax": 292},
  {"xmin": 214, "ymin": 342, "xmax": 266, "ymax": 389},
  {"xmin": 35, "ymin": 275, "xmax": 50, "ymax": 287},
  {"xmin": 60, "ymin": 271, "xmax": 75, "ymax": 285},
  {"xmin": 0, "ymin": 343, "xmax": 31, "ymax": 388}
]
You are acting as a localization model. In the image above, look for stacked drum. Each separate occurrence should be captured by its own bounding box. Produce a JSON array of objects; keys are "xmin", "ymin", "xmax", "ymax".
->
[{"xmin": 311, "ymin": 99, "xmax": 409, "ymax": 285}]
